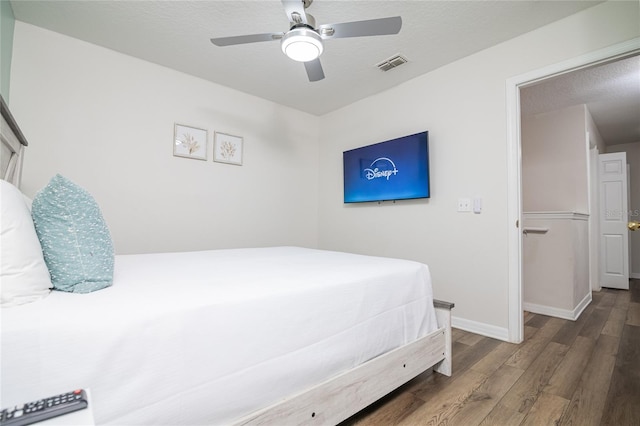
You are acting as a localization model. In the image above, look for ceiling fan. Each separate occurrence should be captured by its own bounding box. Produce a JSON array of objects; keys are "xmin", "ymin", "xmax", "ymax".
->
[{"xmin": 210, "ymin": 0, "xmax": 402, "ymax": 82}]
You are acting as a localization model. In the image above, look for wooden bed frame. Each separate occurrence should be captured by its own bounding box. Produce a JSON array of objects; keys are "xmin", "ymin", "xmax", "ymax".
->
[
  {"xmin": 1, "ymin": 94, "xmax": 454, "ymax": 425},
  {"xmin": 235, "ymin": 301, "xmax": 453, "ymax": 425}
]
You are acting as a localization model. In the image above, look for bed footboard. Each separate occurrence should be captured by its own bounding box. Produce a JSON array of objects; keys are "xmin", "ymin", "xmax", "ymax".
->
[
  {"xmin": 433, "ymin": 299, "xmax": 454, "ymax": 376},
  {"xmin": 234, "ymin": 299, "xmax": 454, "ymax": 426}
]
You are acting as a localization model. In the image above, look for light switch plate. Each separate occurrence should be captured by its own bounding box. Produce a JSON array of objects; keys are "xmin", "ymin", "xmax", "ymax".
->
[{"xmin": 473, "ymin": 198, "xmax": 482, "ymax": 214}]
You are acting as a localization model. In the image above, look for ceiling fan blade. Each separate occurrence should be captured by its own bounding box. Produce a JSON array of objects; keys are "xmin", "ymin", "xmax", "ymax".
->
[
  {"xmin": 211, "ymin": 32, "xmax": 284, "ymax": 47},
  {"xmin": 304, "ymin": 59, "xmax": 325, "ymax": 82},
  {"xmin": 281, "ymin": 0, "xmax": 308, "ymax": 25},
  {"xmin": 318, "ymin": 16, "xmax": 402, "ymax": 39}
]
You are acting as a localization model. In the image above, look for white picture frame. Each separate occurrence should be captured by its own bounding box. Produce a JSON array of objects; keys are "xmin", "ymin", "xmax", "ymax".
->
[
  {"xmin": 173, "ymin": 124, "xmax": 207, "ymax": 160},
  {"xmin": 214, "ymin": 132, "xmax": 243, "ymax": 165}
]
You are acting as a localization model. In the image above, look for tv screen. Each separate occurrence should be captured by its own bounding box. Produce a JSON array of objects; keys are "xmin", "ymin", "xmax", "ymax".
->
[{"xmin": 343, "ymin": 131, "xmax": 429, "ymax": 203}]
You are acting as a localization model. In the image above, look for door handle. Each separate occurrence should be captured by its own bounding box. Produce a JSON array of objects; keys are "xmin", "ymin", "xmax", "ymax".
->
[{"xmin": 629, "ymin": 221, "xmax": 640, "ymax": 231}]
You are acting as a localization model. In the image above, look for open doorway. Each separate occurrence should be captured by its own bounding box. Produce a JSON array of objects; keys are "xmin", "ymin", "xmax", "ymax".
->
[
  {"xmin": 519, "ymin": 55, "xmax": 637, "ymax": 315},
  {"xmin": 506, "ymin": 39, "xmax": 640, "ymax": 343}
]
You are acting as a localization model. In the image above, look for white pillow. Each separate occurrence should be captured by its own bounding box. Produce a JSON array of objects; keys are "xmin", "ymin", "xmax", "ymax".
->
[{"xmin": 1, "ymin": 179, "xmax": 52, "ymax": 307}]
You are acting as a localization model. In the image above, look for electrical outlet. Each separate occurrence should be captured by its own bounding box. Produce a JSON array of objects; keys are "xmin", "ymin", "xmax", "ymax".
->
[{"xmin": 457, "ymin": 198, "xmax": 471, "ymax": 212}]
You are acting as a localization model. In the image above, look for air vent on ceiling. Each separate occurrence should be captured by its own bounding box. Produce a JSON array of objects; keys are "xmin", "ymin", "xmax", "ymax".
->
[{"xmin": 376, "ymin": 54, "xmax": 408, "ymax": 72}]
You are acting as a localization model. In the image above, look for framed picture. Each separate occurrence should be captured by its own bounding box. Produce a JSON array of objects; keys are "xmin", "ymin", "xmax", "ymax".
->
[
  {"xmin": 173, "ymin": 124, "xmax": 207, "ymax": 160},
  {"xmin": 214, "ymin": 132, "xmax": 243, "ymax": 165}
]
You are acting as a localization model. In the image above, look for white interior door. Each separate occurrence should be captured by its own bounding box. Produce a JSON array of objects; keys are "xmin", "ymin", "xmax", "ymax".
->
[{"xmin": 599, "ymin": 152, "xmax": 629, "ymax": 289}]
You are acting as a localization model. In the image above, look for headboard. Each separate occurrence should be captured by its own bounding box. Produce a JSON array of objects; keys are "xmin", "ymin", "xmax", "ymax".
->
[{"xmin": 0, "ymin": 95, "xmax": 28, "ymax": 188}]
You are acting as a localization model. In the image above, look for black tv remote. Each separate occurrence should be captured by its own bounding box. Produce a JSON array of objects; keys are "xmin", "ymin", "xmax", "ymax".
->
[{"xmin": 1, "ymin": 389, "xmax": 88, "ymax": 426}]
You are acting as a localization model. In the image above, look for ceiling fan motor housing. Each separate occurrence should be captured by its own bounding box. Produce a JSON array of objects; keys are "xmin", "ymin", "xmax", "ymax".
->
[{"xmin": 281, "ymin": 27, "xmax": 324, "ymax": 62}]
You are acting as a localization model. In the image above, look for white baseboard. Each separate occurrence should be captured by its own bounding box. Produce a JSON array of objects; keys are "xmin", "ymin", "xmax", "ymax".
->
[
  {"xmin": 452, "ymin": 316, "xmax": 510, "ymax": 342},
  {"xmin": 631, "ymin": 272, "xmax": 640, "ymax": 279},
  {"xmin": 523, "ymin": 292, "xmax": 592, "ymax": 321},
  {"xmin": 452, "ymin": 291, "xmax": 594, "ymax": 342}
]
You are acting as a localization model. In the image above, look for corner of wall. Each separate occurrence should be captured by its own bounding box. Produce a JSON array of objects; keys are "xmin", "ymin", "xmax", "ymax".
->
[
  {"xmin": 585, "ymin": 105, "xmax": 606, "ymax": 152},
  {"xmin": 0, "ymin": 0, "xmax": 15, "ymax": 102}
]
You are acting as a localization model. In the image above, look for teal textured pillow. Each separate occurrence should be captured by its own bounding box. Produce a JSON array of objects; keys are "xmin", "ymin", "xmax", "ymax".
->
[{"xmin": 31, "ymin": 175, "xmax": 114, "ymax": 293}]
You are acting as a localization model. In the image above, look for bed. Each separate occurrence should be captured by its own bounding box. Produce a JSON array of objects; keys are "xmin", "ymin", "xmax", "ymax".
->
[{"xmin": 0, "ymin": 95, "xmax": 453, "ymax": 425}]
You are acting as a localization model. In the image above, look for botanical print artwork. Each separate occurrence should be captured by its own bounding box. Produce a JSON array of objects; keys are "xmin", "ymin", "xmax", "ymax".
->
[
  {"xmin": 173, "ymin": 124, "xmax": 207, "ymax": 160},
  {"xmin": 178, "ymin": 132, "xmax": 200, "ymax": 155},
  {"xmin": 219, "ymin": 140, "xmax": 236, "ymax": 160},
  {"xmin": 214, "ymin": 132, "xmax": 243, "ymax": 165}
]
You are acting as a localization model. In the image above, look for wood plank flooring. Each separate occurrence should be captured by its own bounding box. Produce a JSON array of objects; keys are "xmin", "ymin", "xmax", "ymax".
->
[{"xmin": 340, "ymin": 279, "xmax": 640, "ymax": 425}]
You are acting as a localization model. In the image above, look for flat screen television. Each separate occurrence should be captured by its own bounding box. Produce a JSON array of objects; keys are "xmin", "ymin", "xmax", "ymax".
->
[{"xmin": 343, "ymin": 131, "xmax": 429, "ymax": 203}]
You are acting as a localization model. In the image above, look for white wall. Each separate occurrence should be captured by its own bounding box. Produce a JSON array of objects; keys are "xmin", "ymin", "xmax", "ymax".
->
[
  {"xmin": 10, "ymin": 22, "xmax": 320, "ymax": 254},
  {"xmin": 521, "ymin": 104, "xmax": 589, "ymax": 213},
  {"xmin": 607, "ymin": 141, "xmax": 640, "ymax": 277},
  {"xmin": 317, "ymin": 1, "xmax": 640, "ymax": 338},
  {"xmin": 0, "ymin": 0, "xmax": 15, "ymax": 101}
]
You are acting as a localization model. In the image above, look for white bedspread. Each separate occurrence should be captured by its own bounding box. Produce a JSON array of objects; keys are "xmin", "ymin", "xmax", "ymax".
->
[{"xmin": 1, "ymin": 247, "xmax": 438, "ymax": 425}]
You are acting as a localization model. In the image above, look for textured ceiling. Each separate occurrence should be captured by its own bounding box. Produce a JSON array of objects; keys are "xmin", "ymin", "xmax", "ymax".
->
[
  {"xmin": 9, "ymin": 0, "xmax": 638, "ymax": 144},
  {"xmin": 521, "ymin": 55, "xmax": 640, "ymax": 145}
]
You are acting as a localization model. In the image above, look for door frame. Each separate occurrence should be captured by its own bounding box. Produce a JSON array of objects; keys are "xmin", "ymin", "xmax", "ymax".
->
[
  {"xmin": 505, "ymin": 37, "xmax": 640, "ymax": 344},
  {"xmin": 588, "ymin": 140, "xmax": 601, "ymax": 292}
]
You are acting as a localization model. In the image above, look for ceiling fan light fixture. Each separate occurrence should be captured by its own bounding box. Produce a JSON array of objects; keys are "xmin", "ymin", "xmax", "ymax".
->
[{"xmin": 281, "ymin": 28, "xmax": 323, "ymax": 62}]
